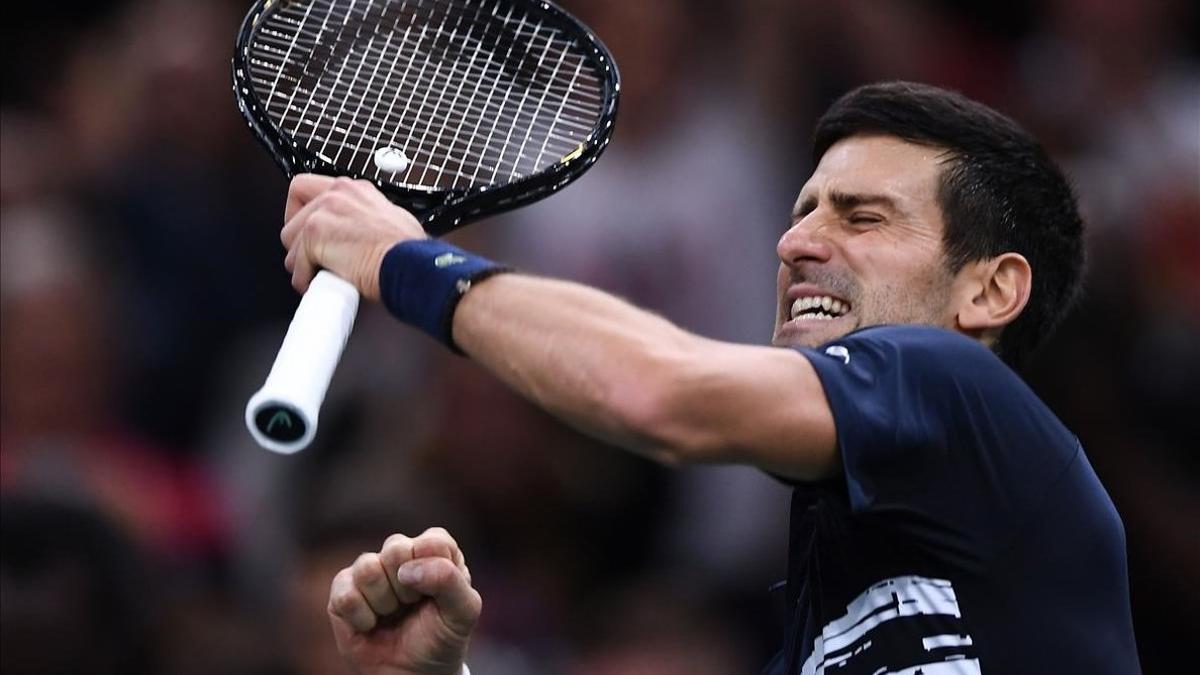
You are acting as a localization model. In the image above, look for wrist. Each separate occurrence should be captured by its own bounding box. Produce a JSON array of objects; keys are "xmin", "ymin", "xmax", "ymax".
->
[
  {"xmin": 363, "ymin": 239, "xmax": 409, "ymax": 300},
  {"xmin": 378, "ymin": 240, "xmax": 511, "ymax": 352}
]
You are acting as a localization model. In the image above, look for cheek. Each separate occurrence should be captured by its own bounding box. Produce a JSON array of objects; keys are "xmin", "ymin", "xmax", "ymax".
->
[{"xmin": 847, "ymin": 239, "xmax": 948, "ymax": 322}]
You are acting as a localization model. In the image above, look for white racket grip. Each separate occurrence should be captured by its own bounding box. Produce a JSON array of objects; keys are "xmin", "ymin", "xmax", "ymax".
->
[{"xmin": 245, "ymin": 270, "xmax": 360, "ymax": 454}]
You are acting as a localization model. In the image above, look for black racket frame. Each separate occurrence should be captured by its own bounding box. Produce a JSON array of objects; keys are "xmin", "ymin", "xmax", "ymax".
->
[{"xmin": 232, "ymin": 0, "xmax": 619, "ymax": 235}]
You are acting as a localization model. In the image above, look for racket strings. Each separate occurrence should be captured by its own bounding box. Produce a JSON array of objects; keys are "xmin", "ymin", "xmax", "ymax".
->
[
  {"xmin": 250, "ymin": 37, "xmax": 603, "ymax": 114},
  {"xmin": 263, "ymin": 86, "xmax": 598, "ymax": 135},
  {"xmin": 260, "ymin": 1, "xmax": 600, "ymax": 186},
  {"xmin": 287, "ymin": 0, "xmax": 572, "ymax": 96},
  {"xmin": 357, "ymin": 0, "xmax": 522, "ymax": 183},
  {"xmin": 275, "ymin": 87, "xmax": 588, "ymax": 168},
  {"xmin": 268, "ymin": 1, "xmax": 600, "ymax": 135},
  {"xmin": 263, "ymin": 3, "xmax": 602, "ymax": 100},
  {"xmin": 247, "ymin": 0, "xmax": 607, "ymax": 189}
]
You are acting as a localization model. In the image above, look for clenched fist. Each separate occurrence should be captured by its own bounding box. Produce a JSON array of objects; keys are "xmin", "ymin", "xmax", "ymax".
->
[
  {"xmin": 282, "ymin": 174, "xmax": 427, "ymax": 299},
  {"xmin": 327, "ymin": 527, "xmax": 482, "ymax": 675}
]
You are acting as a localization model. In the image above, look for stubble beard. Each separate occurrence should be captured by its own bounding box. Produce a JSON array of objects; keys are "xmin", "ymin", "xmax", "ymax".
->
[{"xmin": 772, "ymin": 266, "xmax": 953, "ymax": 349}]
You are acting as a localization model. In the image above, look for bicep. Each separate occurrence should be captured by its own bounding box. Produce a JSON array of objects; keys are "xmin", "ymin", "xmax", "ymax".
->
[{"xmin": 653, "ymin": 341, "xmax": 839, "ymax": 481}]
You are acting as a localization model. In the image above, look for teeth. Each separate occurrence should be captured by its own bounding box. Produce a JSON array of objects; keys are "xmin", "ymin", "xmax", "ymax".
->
[{"xmin": 790, "ymin": 295, "xmax": 850, "ymax": 320}]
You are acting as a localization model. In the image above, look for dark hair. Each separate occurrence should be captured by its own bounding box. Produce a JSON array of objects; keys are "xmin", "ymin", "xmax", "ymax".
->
[{"xmin": 812, "ymin": 81, "xmax": 1085, "ymax": 366}]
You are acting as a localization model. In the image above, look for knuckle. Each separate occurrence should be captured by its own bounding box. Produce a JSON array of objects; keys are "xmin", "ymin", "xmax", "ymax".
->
[
  {"xmin": 351, "ymin": 552, "xmax": 378, "ymax": 577},
  {"xmin": 380, "ymin": 536, "xmax": 413, "ymax": 566},
  {"xmin": 328, "ymin": 591, "xmax": 358, "ymax": 617},
  {"xmin": 315, "ymin": 190, "xmax": 345, "ymax": 211},
  {"xmin": 423, "ymin": 526, "xmax": 457, "ymax": 546},
  {"xmin": 330, "ymin": 566, "xmax": 352, "ymax": 589},
  {"xmin": 382, "ymin": 533, "xmax": 412, "ymax": 551},
  {"xmin": 305, "ymin": 217, "xmax": 327, "ymax": 238},
  {"xmin": 327, "ymin": 569, "xmax": 354, "ymax": 609}
]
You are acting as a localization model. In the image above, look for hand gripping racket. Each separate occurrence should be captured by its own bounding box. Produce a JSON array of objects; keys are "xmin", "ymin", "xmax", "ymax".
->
[{"xmin": 233, "ymin": 0, "xmax": 619, "ymax": 453}]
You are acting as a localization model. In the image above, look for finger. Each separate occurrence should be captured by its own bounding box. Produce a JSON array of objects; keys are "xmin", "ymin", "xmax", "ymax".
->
[
  {"xmin": 285, "ymin": 174, "xmax": 337, "ymax": 223},
  {"xmin": 350, "ymin": 552, "xmax": 400, "ymax": 617},
  {"xmin": 378, "ymin": 533, "xmax": 421, "ymax": 604},
  {"xmin": 285, "ymin": 218, "xmax": 324, "ymax": 291},
  {"xmin": 413, "ymin": 527, "xmax": 465, "ymax": 571},
  {"xmin": 396, "ymin": 558, "xmax": 482, "ymax": 637},
  {"xmin": 353, "ymin": 177, "xmax": 397, "ymax": 207},
  {"xmin": 328, "ymin": 567, "xmax": 377, "ymax": 633},
  {"xmin": 290, "ymin": 231, "xmax": 317, "ymax": 293},
  {"xmin": 281, "ymin": 192, "xmax": 327, "ymax": 249}
]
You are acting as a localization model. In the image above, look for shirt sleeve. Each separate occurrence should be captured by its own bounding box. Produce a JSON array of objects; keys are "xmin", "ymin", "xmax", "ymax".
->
[{"xmin": 797, "ymin": 325, "xmax": 1081, "ymax": 561}]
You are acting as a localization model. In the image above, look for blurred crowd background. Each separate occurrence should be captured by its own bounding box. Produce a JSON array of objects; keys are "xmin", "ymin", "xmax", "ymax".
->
[{"xmin": 1, "ymin": 0, "xmax": 1196, "ymax": 673}]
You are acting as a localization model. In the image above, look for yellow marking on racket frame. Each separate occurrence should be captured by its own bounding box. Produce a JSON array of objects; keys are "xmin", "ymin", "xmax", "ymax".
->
[{"xmin": 561, "ymin": 144, "xmax": 585, "ymax": 164}]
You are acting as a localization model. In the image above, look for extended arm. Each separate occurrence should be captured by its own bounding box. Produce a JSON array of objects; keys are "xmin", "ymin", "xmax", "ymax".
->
[
  {"xmin": 453, "ymin": 274, "xmax": 837, "ymax": 480},
  {"xmin": 280, "ymin": 175, "xmax": 838, "ymax": 481}
]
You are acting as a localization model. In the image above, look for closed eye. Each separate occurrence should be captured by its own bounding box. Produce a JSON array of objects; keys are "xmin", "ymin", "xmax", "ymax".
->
[{"xmin": 848, "ymin": 212, "xmax": 884, "ymax": 225}]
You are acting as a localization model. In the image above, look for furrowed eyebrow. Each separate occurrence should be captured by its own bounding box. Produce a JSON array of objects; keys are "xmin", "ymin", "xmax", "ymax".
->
[
  {"xmin": 792, "ymin": 190, "xmax": 898, "ymax": 220},
  {"xmin": 827, "ymin": 190, "xmax": 897, "ymax": 211}
]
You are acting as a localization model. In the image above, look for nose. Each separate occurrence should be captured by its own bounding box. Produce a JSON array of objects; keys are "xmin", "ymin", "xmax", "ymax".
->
[{"xmin": 777, "ymin": 216, "xmax": 833, "ymax": 268}]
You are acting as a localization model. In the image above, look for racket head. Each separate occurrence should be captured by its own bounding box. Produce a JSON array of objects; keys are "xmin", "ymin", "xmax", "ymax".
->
[{"xmin": 232, "ymin": 0, "xmax": 619, "ymax": 235}]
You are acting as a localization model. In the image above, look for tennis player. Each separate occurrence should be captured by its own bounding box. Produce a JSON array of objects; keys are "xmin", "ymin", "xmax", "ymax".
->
[{"xmin": 304, "ymin": 82, "xmax": 1140, "ymax": 674}]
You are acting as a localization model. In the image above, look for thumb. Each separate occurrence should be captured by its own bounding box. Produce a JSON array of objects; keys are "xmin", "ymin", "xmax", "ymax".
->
[{"xmin": 397, "ymin": 558, "xmax": 482, "ymax": 637}]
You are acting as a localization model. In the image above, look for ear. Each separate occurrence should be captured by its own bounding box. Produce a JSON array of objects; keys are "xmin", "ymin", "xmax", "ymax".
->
[{"xmin": 954, "ymin": 253, "xmax": 1032, "ymax": 342}]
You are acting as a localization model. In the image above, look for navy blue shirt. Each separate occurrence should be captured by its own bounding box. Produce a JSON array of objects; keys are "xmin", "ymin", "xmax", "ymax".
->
[{"xmin": 762, "ymin": 326, "xmax": 1139, "ymax": 675}]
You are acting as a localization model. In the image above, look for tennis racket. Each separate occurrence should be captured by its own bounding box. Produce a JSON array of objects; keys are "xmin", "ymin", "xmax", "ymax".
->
[{"xmin": 233, "ymin": 0, "xmax": 619, "ymax": 453}]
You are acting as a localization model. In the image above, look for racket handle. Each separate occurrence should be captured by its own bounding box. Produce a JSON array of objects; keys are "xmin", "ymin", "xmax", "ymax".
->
[{"xmin": 245, "ymin": 270, "xmax": 360, "ymax": 454}]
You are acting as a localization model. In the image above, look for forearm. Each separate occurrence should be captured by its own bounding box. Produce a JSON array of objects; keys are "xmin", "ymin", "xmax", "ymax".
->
[
  {"xmin": 453, "ymin": 273, "xmax": 698, "ymax": 462},
  {"xmin": 451, "ymin": 273, "xmax": 838, "ymax": 479}
]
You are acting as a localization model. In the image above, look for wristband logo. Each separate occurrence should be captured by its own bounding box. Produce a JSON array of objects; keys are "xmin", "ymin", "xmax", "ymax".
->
[{"xmin": 435, "ymin": 252, "xmax": 467, "ymax": 268}]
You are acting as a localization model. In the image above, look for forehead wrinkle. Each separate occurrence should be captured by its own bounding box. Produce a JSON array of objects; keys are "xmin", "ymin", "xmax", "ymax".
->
[{"xmin": 796, "ymin": 136, "xmax": 945, "ymax": 217}]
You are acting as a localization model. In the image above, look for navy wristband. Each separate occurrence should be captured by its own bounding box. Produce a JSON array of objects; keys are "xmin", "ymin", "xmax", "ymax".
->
[{"xmin": 378, "ymin": 240, "xmax": 511, "ymax": 352}]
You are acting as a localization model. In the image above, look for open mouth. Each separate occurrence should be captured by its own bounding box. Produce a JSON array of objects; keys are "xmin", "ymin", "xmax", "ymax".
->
[{"xmin": 789, "ymin": 294, "xmax": 851, "ymax": 321}]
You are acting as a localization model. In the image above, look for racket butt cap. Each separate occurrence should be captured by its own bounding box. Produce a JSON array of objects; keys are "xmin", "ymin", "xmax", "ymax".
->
[
  {"xmin": 243, "ymin": 270, "xmax": 359, "ymax": 455},
  {"xmin": 245, "ymin": 391, "xmax": 316, "ymax": 454}
]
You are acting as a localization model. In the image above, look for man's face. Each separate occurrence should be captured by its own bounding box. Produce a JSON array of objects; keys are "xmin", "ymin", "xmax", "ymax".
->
[{"xmin": 773, "ymin": 134, "xmax": 958, "ymax": 348}]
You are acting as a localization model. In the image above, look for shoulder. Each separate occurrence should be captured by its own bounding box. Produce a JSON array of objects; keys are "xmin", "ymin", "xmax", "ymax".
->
[
  {"xmin": 802, "ymin": 324, "xmax": 1015, "ymax": 391},
  {"xmin": 795, "ymin": 324, "xmax": 1065, "ymax": 461},
  {"xmin": 816, "ymin": 323, "xmax": 997, "ymax": 363},
  {"xmin": 797, "ymin": 326, "xmax": 1082, "ymax": 538}
]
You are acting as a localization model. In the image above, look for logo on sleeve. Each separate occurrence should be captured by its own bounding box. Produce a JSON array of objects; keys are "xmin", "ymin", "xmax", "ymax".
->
[
  {"xmin": 434, "ymin": 252, "xmax": 467, "ymax": 268},
  {"xmin": 825, "ymin": 345, "xmax": 850, "ymax": 365}
]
